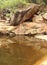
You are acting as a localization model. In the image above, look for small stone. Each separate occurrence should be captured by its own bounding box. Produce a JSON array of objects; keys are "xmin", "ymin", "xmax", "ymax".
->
[{"xmin": 42, "ymin": 13, "xmax": 47, "ymax": 20}]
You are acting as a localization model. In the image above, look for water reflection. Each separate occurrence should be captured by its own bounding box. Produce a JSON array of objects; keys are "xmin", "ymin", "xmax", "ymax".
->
[{"xmin": 0, "ymin": 36, "xmax": 47, "ymax": 65}]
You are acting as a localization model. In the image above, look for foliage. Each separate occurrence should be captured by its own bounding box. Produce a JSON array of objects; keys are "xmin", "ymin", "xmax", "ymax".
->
[
  {"xmin": 0, "ymin": 0, "xmax": 46, "ymax": 10},
  {"xmin": 0, "ymin": 0, "xmax": 29, "ymax": 9}
]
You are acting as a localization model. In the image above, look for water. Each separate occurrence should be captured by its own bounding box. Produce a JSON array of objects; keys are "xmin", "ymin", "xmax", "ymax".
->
[{"xmin": 0, "ymin": 36, "xmax": 47, "ymax": 65}]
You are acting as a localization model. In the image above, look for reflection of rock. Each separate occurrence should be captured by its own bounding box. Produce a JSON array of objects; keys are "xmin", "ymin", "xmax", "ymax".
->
[{"xmin": 0, "ymin": 35, "xmax": 45, "ymax": 65}]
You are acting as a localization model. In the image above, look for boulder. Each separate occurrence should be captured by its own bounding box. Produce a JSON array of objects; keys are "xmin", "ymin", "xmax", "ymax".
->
[{"xmin": 10, "ymin": 3, "xmax": 40, "ymax": 26}]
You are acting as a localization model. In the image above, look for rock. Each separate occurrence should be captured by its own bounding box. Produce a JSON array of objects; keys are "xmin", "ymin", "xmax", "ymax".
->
[
  {"xmin": 22, "ymin": 22, "xmax": 45, "ymax": 29},
  {"xmin": 22, "ymin": 22, "xmax": 38, "ymax": 29},
  {"xmin": 0, "ymin": 22, "xmax": 47, "ymax": 36},
  {"xmin": 10, "ymin": 3, "xmax": 40, "ymax": 26},
  {"xmin": 25, "ymin": 29, "xmax": 37, "ymax": 35},
  {"xmin": 12, "ymin": 22, "xmax": 46, "ymax": 35},
  {"xmin": 13, "ymin": 25, "xmax": 25, "ymax": 35},
  {"xmin": 0, "ymin": 26, "xmax": 16, "ymax": 36},
  {"xmin": 32, "ymin": 15, "xmax": 44, "ymax": 23},
  {"xmin": 43, "ymin": 26, "xmax": 47, "ymax": 34},
  {"xmin": 42, "ymin": 13, "xmax": 47, "ymax": 20},
  {"xmin": 35, "ymin": 35, "xmax": 47, "ymax": 41}
]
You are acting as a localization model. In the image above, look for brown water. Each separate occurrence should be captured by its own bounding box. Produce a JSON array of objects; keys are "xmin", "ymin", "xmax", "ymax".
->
[{"xmin": 0, "ymin": 36, "xmax": 47, "ymax": 65}]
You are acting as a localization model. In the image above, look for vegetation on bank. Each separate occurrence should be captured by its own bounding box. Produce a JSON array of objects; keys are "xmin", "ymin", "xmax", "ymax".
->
[
  {"xmin": 0, "ymin": 0, "xmax": 47, "ymax": 10},
  {"xmin": 0, "ymin": 0, "xmax": 29, "ymax": 9}
]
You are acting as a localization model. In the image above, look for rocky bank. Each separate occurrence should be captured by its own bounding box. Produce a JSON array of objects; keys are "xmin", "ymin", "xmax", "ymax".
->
[{"xmin": 0, "ymin": 3, "xmax": 47, "ymax": 39}]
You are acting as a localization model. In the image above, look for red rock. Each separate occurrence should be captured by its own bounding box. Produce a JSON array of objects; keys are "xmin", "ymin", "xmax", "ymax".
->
[{"xmin": 10, "ymin": 3, "xmax": 40, "ymax": 25}]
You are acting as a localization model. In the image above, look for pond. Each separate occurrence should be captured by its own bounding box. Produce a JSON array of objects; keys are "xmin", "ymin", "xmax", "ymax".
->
[{"xmin": 0, "ymin": 36, "xmax": 47, "ymax": 65}]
